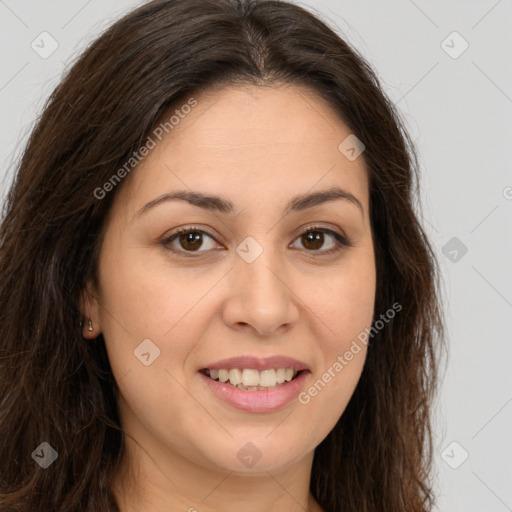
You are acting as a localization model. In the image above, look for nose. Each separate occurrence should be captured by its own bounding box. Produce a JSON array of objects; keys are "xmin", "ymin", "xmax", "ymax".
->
[{"xmin": 221, "ymin": 248, "xmax": 300, "ymax": 337}]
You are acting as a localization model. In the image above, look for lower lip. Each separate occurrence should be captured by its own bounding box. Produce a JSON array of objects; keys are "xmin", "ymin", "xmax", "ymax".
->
[{"xmin": 198, "ymin": 370, "xmax": 309, "ymax": 413}]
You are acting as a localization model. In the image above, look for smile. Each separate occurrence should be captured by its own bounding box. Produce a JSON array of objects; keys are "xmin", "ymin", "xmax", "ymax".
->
[
  {"xmin": 200, "ymin": 368, "xmax": 302, "ymax": 390},
  {"xmin": 198, "ymin": 368, "xmax": 310, "ymax": 412}
]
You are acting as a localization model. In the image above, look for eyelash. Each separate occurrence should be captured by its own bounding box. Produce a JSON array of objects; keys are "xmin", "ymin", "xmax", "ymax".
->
[{"xmin": 160, "ymin": 224, "xmax": 352, "ymax": 258}]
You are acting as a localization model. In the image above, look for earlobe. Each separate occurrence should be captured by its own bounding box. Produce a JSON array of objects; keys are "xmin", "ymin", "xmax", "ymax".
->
[{"xmin": 79, "ymin": 282, "xmax": 101, "ymax": 339}]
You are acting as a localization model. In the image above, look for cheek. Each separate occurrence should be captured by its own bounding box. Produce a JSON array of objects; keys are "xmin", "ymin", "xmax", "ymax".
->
[
  {"xmin": 97, "ymin": 243, "xmax": 211, "ymax": 337},
  {"xmin": 303, "ymin": 257, "xmax": 376, "ymax": 347},
  {"xmin": 297, "ymin": 270, "xmax": 373, "ymax": 431},
  {"xmin": 96, "ymin": 247, "xmax": 226, "ymax": 393},
  {"xmin": 299, "ymin": 344, "xmax": 367, "ymax": 445},
  {"xmin": 296, "ymin": 253, "xmax": 375, "ymax": 417}
]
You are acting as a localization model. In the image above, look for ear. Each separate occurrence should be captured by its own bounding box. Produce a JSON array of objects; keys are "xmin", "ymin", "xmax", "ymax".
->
[{"xmin": 79, "ymin": 280, "xmax": 101, "ymax": 339}]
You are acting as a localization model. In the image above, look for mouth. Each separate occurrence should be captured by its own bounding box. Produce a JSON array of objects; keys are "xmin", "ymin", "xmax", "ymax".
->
[
  {"xmin": 199, "ymin": 368, "xmax": 305, "ymax": 391},
  {"xmin": 198, "ymin": 366, "xmax": 310, "ymax": 412}
]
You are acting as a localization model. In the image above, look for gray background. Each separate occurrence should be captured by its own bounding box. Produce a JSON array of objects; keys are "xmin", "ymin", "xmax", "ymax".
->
[{"xmin": 1, "ymin": 0, "xmax": 511, "ymax": 510}]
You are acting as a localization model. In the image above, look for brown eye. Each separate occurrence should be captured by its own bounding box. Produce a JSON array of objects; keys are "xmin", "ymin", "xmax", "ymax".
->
[
  {"xmin": 177, "ymin": 231, "xmax": 203, "ymax": 251},
  {"xmin": 291, "ymin": 227, "xmax": 350, "ymax": 255},
  {"xmin": 162, "ymin": 227, "xmax": 219, "ymax": 255},
  {"xmin": 301, "ymin": 231, "xmax": 326, "ymax": 251},
  {"xmin": 161, "ymin": 225, "xmax": 351, "ymax": 259}
]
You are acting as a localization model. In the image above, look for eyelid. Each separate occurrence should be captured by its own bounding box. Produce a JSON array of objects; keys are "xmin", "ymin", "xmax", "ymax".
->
[
  {"xmin": 160, "ymin": 223, "xmax": 352, "ymax": 257},
  {"xmin": 161, "ymin": 225, "xmax": 219, "ymax": 244}
]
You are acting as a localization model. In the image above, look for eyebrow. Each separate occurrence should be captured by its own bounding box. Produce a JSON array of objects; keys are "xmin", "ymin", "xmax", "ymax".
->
[{"xmin": 136, "ymin": 186, "xmax": 364, "ymax": 218}]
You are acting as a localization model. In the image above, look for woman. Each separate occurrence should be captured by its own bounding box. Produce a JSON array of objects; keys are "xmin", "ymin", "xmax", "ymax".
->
[{"xmin": 0, "ymin": 0, "xmax": 445, "ymax": 510}]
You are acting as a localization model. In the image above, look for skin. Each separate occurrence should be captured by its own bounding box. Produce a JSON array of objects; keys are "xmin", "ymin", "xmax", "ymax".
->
[{"xmin": 81, "ymin": 83, "xmax": 376, "ymax": 512}]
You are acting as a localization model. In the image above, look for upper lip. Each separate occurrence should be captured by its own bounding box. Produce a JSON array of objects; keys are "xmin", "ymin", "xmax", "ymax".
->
[{"xmin": 200, "ymin": 355, "xmax": 310, "ymax": 372}]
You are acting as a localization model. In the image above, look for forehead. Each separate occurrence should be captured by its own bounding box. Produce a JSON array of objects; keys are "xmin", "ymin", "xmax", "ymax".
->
[
  {"xmin": 116, "ymin": 83, "xmax": 369, "ymax": 218},
  {"xmin": 165, "ymin": 83, "xmax": 355, "ymax": 151}
]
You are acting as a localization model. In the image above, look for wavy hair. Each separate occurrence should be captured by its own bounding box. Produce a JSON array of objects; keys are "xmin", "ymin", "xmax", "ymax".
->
[{"xmin": 0, "ymin": 0, "xmax": 445, "ymax": 510}]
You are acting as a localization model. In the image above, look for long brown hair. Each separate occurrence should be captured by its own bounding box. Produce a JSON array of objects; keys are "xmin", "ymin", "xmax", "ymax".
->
[{"xmin": 0, "ymin": 0, "xmax": 445, "ymax": 510}]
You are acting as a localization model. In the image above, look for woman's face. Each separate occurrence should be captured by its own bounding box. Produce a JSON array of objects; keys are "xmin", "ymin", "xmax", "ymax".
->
[{"xmin": 85, "ymin": 83, "xmax": 375, "ymax": 482}]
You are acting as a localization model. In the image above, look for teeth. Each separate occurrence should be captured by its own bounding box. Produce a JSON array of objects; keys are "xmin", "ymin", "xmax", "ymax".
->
[
  {"xmin": 242, "ymin": 369, "xmax": 260, "ymax": 387},
  {"xmin": 229, "ymin": 369, "xmax": 242, "ymax": 385},
  {"xmin": 259, "ymin": 369, "xmax": 276, "ymax": 387},
  {"xmin": 205, "ymin": 368, "xmax": 300, "ymax": 389}
]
